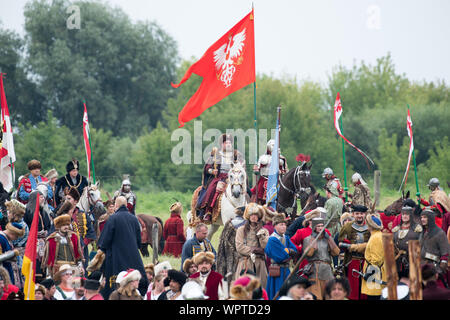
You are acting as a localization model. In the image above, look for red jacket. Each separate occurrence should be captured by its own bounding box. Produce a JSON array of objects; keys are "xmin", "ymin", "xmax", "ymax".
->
[
  {"xmin": 43, "ymin": 231, "xmax": 83, "ymax": 268},
  {"xmin": 162, "ymin": 213, "xmax": 186, "ymax": 257},
  {"xmin": 189, "ymin": 271, "xmax": 223, "ymax": 300}
]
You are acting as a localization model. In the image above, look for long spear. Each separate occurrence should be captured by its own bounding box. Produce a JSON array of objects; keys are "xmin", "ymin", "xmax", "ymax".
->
[{"xmin": 272, "ymin": 209, "xmax": 338, "ymax": 300}]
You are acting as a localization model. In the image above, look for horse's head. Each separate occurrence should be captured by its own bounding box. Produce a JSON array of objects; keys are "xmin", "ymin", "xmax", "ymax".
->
[
  {"xmin": 86, "ymin": 182, "xmax": 105, "ymax": 215},
  {"xmin": 293, "ymin": 162, "xmax": 312, "ymax": 197},
  {"xmin": 228, "ymin": 163, "xmax": 247, "ymax": 198},
  {"xmin": 384, "ymin": 190, "xmax": 410, "ymax": 216}
]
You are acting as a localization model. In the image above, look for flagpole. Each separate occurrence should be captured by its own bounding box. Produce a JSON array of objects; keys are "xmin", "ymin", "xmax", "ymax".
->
[
  {"xmin": 339, "ymin": 116, "xmax": 348, "ymax": 202},
  {"xmin": 408, "ymin": 104, "xmax": 420, "ymax": 199}
]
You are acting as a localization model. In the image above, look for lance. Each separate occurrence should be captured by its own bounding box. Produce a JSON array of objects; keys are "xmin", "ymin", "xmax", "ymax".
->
[
  {"xmin": 408, "ymin": 105, "xmax": 420, "ymax": 200},
  {"xmin": 272, "ymin": 209, "xmax": 338, "ymax": 300}
]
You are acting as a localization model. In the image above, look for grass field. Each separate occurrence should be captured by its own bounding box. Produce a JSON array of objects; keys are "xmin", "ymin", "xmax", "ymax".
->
[{"xmin": 102, "ymin": 187, "xmax": 432, "ymax": 271}]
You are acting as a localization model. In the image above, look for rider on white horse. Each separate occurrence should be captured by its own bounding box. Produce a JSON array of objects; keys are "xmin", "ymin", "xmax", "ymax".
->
[{"xmin": 196, "ymin": 133, "xmax": 245, "ymax": 222}]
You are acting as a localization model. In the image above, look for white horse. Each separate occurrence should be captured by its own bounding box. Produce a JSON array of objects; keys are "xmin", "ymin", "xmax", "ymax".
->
[
  {"xmin": 77, "ymin": 182, "xmax": 105, "ymax": 237},
  {"xmin": 207, "ymin": 162, "xmax": 248, "ymax": 240}
]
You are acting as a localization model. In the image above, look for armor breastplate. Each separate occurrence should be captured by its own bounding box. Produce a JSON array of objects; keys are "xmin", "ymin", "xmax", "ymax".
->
[
  {"xmin": 219, "ymin": 152, "xmax": 233, "ymax": 173},
  {"xmin": 258, "ymin": 154, "xmax": 271, "ymax": 177},
  {"xmin": 352, "ymin": 223, "xmax": 368, "ymax": 244}
]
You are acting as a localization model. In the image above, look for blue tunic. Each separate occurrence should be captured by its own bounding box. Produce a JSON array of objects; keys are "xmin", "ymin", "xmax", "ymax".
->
[{"xmin": 264, "ymin": 232, "xmax": 297, "ymax": 300}]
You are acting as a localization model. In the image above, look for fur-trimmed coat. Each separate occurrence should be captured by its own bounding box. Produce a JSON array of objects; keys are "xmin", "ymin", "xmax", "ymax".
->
[
  {"xmin": 234, "ymin": 221, "xmax": 269, "ymax": 288},
  {"xmin": 42, "ymin": 230, "xmax": 83, "ymax": 275},
  {"xmin": 216, "ymin": 217, "xmax": 244, "ymax": 282}
]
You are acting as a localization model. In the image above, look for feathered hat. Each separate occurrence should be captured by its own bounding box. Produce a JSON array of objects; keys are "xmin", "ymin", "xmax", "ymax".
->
[
  {"xmin": 66, "ymin": 158, "xmax": 79, "ymax": 173},
  {"xmin": 170, "ymin": 202, "xmax": 182, "ymax": 214}
]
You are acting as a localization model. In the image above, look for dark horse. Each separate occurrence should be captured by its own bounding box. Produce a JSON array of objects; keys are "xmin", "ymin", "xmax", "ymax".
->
[
  {"xmin": 377, "ymin": 190, "xmax": 411, "ymax": 232},
  {"xmin": 298, "ymin": 184, "xmax": 327, "ymax": 216},
  {"xmin": 276, "ymin": 162, "xmax": 313, "ymax": 223},
  {"xmin": 137, "ymin": 214, "xmax": 165, "ymax": 259}
]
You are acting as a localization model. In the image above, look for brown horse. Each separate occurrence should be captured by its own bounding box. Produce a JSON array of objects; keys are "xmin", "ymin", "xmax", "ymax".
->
[
  {"xmin": 377, "ymin": 190, "xmax": 410, "ymax": 232},
  {"xmin": 137, "ymin": 214, "xmax": 165, "ymax": 259}
]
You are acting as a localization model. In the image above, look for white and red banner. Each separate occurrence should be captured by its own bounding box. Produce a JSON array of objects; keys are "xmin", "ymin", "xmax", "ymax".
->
[
  {"xmin": 83, "ymin": 102, "xmax": 93, "ymax": 182},
  {"xmin": 398, "ymin": 108, "xmax": 414, "ymax": 191},
  {"xmin": 0, "ymin": 73, "xmax": 16, "ymax": 191},
  {"xmin": 333, "ymin": 92, "xmax": 374, "ymax": 167}
]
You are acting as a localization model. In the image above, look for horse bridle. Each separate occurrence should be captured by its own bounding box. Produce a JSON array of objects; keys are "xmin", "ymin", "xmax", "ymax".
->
[
  {"xmin": 224, "ymin": 167, "xmax": 246, "ymax": 208},
  {"xmin": 277, "ymin": 166, "xmax": 311, "ymax": 216},
  {"xmin": 279, "ymin": 166, "xmax": 311, "ymax": 198}
]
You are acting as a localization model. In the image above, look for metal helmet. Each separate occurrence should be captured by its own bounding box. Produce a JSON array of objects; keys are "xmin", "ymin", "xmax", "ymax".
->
[
  {"xmin": 426, "ymin": 177, "xmax": 439, "ymax": 188},
  {"xmin": 322, "ymin": 167, "xmax": 333, "ymax": 178},
  {"xmin": 266, "ymin": 139, "xmax": 275, "ymax": 152}
]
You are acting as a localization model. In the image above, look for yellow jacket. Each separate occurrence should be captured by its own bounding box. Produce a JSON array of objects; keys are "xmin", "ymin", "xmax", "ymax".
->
[{"xmin": 361, "ymin": 230, "xmax": 387, "ymax": 296}]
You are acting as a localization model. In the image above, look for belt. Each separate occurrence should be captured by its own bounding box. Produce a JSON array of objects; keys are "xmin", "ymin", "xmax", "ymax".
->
[
  {"xmin": 271, "ymin": 263, "xmax": 289, "ymax": 268},
  {"xmin": 424, "ymin": 252, "xmax": 440, "ymax": 263},
  {"xmin": 312, "ymin": 260, "xmax": 330, "ymax": 264}
]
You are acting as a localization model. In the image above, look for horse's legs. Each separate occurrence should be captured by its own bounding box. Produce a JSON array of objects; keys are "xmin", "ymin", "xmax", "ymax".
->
[{"xmin": 207, "ymin": 223, "xmax": 220, "ymax": 241}]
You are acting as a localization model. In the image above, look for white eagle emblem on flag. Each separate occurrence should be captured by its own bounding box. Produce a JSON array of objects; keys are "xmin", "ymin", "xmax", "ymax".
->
[{"xmin": 213, "ymin": 28, "xmax": 246, "ymax": 88}]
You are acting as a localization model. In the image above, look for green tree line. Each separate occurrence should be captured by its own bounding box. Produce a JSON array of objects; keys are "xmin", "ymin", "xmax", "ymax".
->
[{"xmin": 1, "ymin": 0, "xmax": 449, "ymax": 195}]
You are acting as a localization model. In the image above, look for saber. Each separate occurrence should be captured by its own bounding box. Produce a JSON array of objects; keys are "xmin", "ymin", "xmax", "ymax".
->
[{"xmin": 352, "ymin": 269, "xmax": 387, "ymax": 285}]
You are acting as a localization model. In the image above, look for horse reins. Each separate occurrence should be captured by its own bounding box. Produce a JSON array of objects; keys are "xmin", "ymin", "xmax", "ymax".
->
[{"xmin": 277, "ymin": 166, "xmax": 312, "ymax": 215}]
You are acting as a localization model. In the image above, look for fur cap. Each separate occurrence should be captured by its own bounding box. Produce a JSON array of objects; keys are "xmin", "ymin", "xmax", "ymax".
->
[
  {"xmin": 272, "ymin": 212, "xmax": 287, "ymax": 226},
  {"xmin": 54, "ymin": 214, "xmax": 72, "ymax": 229},
  {"xmin": 56, "ymin": 200, "xmax": 73, "ymax": 216},
  {"xmin": 45, "ymin": 168, "xmax": 58, "ymax": 180},
  {"xmin": 6, "ymin": 222, "xmax": 25, "ymax": 237},
  {"xmin": 243, "ymin": 203, "xmax": 264, "ymax": 221},
  {"xmin": 27, "ymin": 159, "xmax": 41, "ymax": 171},
  {"xmin": 65, "ymin": 187, "xmax": 80, "ymax": 202},
  {"xmin": 5, "ymin": 199, "xmax": 26, "ymax": 220},
  {"xmin": 182, "ymin": 259, "xmax": 196, "ymax": 274},
  {"xmin": 117, "ymin": 269, "xmax": 141, "ymax": 287},
  {"xmin": 193, "ymin": 251, "xmax": 215, "ymax": 266}
]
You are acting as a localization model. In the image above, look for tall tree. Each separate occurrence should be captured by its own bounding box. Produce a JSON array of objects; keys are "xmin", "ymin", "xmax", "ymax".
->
[{"xmin": 24, "ymin": 0, "xmax": 178, "ymax": 136}]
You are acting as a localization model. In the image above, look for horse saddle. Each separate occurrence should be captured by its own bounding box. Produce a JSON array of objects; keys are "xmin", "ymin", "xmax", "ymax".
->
[{"xmin": 137, "ymin": 216, "xmax": 148, "ymax": 243}]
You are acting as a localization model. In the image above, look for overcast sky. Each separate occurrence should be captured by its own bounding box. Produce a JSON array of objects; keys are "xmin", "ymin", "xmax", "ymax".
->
[{"xmin": 1, "ymin": 0, "xmax": 449, "ymax": 85}]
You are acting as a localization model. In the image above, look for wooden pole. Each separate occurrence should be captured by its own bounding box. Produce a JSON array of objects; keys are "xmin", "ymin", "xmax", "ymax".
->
[
  {"xmin": 408, "ymin": 240, "xmax": 422, "ymax": 300},
  {"xmin": 382, "ymin": 232, "xmax": 398, "ymax": 300},
  {"xmin": 374, "ymin": 170, "xmax": 381, "ymax": 208}
]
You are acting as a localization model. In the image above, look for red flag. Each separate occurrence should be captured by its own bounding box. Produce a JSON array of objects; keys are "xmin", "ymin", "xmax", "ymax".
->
[
  {"xmin": 333, "ymin": 92, "xmax": 374, "ymax": 167},
  {"xmin": 21, "ymin": 196, "xmax": 40, "ymax": 300},
  {"xmin": 0, "ymin": 73, "xmax": 16, "ymax": 191},
  {"xmin": 172, "ymin": 10, "xmax": 255, "ymax": 127},
  {"xmin": 398, "ymin": 108, "xmax": 414, "ymax": 191}
]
